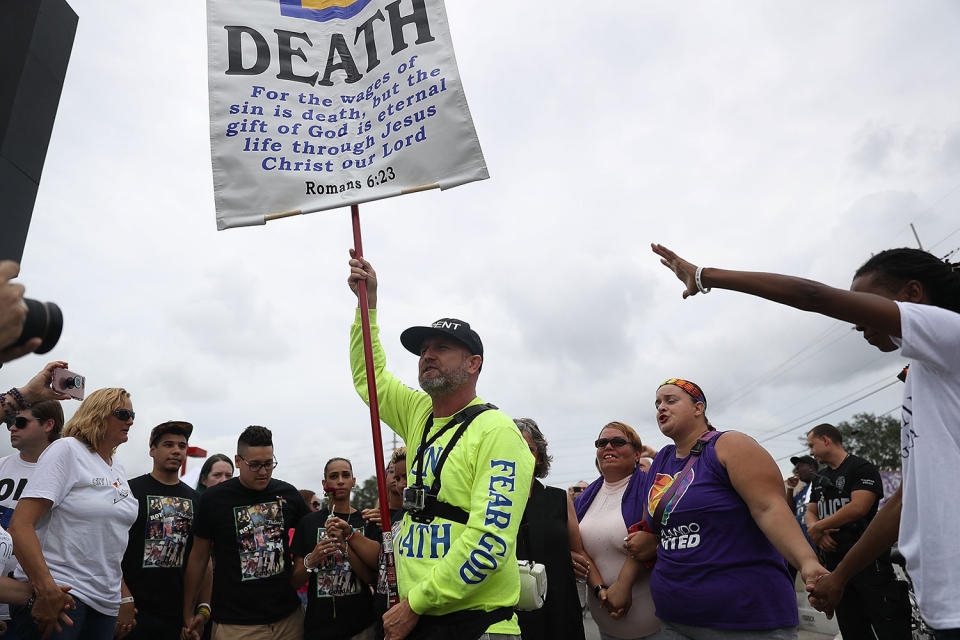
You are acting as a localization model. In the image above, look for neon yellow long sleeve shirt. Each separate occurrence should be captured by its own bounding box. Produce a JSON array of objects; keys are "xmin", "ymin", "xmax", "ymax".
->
[{"xmin": 350, "ymin": 309, "xmax": 533, "ymax": 634}]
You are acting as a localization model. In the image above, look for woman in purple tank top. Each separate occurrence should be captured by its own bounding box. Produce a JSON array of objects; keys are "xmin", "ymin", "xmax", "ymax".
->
[{"xmin": 624, "ymin": 379, "xmax": 827, "ymax": 639}]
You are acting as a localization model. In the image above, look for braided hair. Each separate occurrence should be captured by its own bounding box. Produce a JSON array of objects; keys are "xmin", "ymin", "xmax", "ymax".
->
[{"xmin": 854, "ymin": 248, "xmax": 960, "ymax": 313}]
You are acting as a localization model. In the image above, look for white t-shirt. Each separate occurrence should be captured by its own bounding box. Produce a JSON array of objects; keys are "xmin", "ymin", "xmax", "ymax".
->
[
  {"xmin": 580, "ymin": 475, "xmax": 659, "ymax": 638},
  {"xmin": 0, "ymin": 526, "xmax": 11, "ymax": 566},
  {"xmin": 13, "ymin": 437, "xmax": 139, "ymax": 615},
  {"xmin": 894, "ymin": 301, "xmax": 960, "ymax": 629},
  {"xmin": 0, "ymin": 453, "xmax": 39, "ymax": 620}
]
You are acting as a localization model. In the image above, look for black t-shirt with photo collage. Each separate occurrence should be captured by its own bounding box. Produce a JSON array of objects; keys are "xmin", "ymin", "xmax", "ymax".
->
[
  {"xmin": 292, "ymin": 509, "xmax": 375, "ymax": 639},
  {"xmin": 121, "ymin": 474, "xmax": 199, "ymax": 619},
  {"xmin": 193, "ymin": 477, "xmax": 309, "ymax": 624}
]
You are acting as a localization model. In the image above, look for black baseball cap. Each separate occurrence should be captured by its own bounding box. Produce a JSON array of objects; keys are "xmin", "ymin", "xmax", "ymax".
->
[
  {"xmin": 790, "ymin": 455, "xmax": 817, "ymax": 467},
  {"xmin": 400, "ymin": 318, "xmax": 483, "ymax": 357},
  {"xmin": 150, "ymin": 420, "xmax": 193, "ymax": 447}
]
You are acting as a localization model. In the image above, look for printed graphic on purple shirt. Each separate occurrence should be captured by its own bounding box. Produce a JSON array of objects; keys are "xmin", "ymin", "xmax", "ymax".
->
[
  {"xmin": 144, "ymin": 495, "xmax": 194, "ymax": 568},
  {"xmin": 234, "ymin": 500, "xmax": 285, "ymax": 581},
  {"xmin": 646, "ymin": 469, "xmax": 695, "ymax": 528}
]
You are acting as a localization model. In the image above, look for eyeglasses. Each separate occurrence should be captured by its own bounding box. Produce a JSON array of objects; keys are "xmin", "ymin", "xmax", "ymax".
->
[
  {"xmin": 238, "ymin": 456, "xmax": 278, "ymax": 472},
  {"xmin": 112, "ymin": 409, "xmax": 135, "ymax": 421},
  {"xmin": 595, "ymin": 437, "xmax": 629, "ymax": 449},
  {"xmin": 311, "ymin": 500, "xmax": 322, "ymax": 509},
  {"xmin": 9, "ymin": 416, "xmax": 35, "ymax": 430}
]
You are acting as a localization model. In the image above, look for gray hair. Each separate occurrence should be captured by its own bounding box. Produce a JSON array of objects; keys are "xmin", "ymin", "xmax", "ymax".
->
[{"xmin": 514, "ymin": 417, "xmax": 552, "ymax": 479}]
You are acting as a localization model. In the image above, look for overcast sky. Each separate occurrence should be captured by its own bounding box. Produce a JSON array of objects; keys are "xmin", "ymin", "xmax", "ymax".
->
[{"xmin": 6, "ymin": 1, "xmax": 960, "ymax": 493}]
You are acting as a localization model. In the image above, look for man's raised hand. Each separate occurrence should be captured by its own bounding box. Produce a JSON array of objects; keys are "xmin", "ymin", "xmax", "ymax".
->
[{"xmin": 347, "ymin": 250, "xmax": 377, "ymax": 309}]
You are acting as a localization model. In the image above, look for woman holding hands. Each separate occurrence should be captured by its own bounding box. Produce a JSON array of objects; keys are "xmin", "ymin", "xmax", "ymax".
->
[
  {"xmin": 651, "ymin": 243, "xmax": 960, "ymax": 636},
  {"xmin": 576, "ymin": 421, "xmax": 659, "ymax": 640},
  {"xmin": 625, "ymin": 379, "xmax": 826, "ymax": 639}
]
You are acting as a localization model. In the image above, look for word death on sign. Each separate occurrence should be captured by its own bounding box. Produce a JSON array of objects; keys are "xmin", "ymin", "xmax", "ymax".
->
[{"xmin": 224, "ymin": 0, "xmax": 434, "ymax": 87}]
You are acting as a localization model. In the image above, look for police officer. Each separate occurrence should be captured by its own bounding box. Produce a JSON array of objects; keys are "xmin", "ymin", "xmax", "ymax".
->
[{"xmin": 805, "ymin": 423, "xmax": 909, "ymax": 639}]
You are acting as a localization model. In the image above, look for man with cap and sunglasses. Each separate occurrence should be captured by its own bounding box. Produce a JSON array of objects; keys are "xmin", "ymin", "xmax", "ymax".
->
[
  {"xmin": 347, "ymin": 253, "xmax": 534, "ymax": 640},
  {"xmin": 0, "ymin": 399, "xmax": 64, "ymax": 631},
  {"xmin": 121, "ymin": 421, "xmax": 203, "ymax": 640}
]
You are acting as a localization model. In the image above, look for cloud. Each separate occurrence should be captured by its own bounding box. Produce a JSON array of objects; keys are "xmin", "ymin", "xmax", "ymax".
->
[
  {"xmin": 9, "ymin": 0, "xmax": 960, "ymax": 491},
  {"xmin": 850, "ymin": 124, "xmax": 896, "ymax": 174}
]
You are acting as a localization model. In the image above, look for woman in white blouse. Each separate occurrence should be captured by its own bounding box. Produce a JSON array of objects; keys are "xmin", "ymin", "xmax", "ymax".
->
[{"xmin": 10, "ymin": 388, "xmax": 139, "ymax": 640}]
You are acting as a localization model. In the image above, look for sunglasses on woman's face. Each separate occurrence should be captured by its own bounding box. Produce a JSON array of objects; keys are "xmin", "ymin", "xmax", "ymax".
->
[
  {"xmin": 595, "ymin": 437, "xmax": 629, "ymax": 449},
  {"xmin": 311, "ymin": 501, "xmax": 322, "ymax": 509},
  {"xmin": 113, "ymin": 409, "xmax": 135, "ymax": 421}
]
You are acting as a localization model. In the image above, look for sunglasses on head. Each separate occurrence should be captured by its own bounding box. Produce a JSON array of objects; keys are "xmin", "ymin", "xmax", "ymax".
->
[
  {"xmin": 595, "ymin": 437, "xmax": 629, "ymax": 449},
  {"xmin": 113, "ymin": 409, "xmax": 135, "ymax": 421}
]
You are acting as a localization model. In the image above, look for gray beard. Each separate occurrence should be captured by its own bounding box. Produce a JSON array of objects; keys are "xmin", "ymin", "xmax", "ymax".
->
[{"xmin": 419, "ymin": 363, "xmax": 470, "ymax": 397}]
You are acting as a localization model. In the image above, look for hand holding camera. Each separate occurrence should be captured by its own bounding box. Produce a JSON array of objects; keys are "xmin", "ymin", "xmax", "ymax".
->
[
  {"xmin": 0, "ymin": 261, "xmax": 63, "ymax": 363},
  {"xmin": 0, "ymin": 261, "xmax": 33, "ymax": 362}
]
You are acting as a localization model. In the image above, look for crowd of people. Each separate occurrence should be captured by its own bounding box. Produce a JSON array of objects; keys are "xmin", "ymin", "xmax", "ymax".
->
[{"xmin": 0, "ymin": 240, "xmax": 955, "ymax": 640}]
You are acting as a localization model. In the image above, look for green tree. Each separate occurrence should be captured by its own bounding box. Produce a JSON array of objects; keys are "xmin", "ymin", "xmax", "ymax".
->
[
  {"xmin": 352, "ymin": 475, "xmax": 380, "ymax": 510},
  {"xmin": 834, "ymin": 412, "xmax": 901, "ymax": 470}
]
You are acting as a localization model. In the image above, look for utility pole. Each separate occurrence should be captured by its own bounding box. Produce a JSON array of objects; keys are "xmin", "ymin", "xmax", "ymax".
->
[{"xmin": 910, "ymin": 223, "xmax": 923, "ymax": 250}]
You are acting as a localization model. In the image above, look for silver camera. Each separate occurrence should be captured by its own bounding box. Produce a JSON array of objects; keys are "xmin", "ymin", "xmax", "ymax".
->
[{"xmin": 402, "ymin": 486, "xmax": 426, "ymax": 512}]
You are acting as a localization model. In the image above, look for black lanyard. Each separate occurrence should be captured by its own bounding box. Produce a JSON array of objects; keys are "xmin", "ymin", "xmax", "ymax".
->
[
  {"xmin": 411, "ymin": 415, "xmax": 461, "ymax": 488},
  {"xmin": 410, "ymin": 404, "xmax": 496, "ymax": 492}
]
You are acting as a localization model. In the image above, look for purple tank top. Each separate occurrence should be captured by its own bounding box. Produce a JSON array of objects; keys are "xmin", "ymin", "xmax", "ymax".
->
[{"xmin": 643, "ymin": 432, "xmax": 797, "ymax": 630}]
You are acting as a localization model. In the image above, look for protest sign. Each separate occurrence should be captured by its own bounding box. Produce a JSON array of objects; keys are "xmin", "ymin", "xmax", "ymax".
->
[{"xmin": 206, "ymin": 0, "xmax": 488, "ymax": 229}]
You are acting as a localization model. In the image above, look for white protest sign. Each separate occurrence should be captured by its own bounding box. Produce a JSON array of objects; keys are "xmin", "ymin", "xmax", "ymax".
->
[{"xmin": 206, "ymin": 0, "xmax": 488, "ymax": 230}]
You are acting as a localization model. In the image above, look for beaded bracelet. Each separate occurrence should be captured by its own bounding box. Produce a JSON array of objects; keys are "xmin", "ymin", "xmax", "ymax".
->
[{"xmin": 7, "ymin": 388, "xmax": 29, "ymax": 410}]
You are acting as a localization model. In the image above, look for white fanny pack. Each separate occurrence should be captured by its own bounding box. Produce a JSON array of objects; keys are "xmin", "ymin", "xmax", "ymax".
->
[{"xmin": 515, "ymin": 560, "xmax": 547, "ymax": 611}]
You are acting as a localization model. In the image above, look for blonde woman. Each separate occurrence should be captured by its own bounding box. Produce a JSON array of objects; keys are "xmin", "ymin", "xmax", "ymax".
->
[{"xmin": 10, "ymin": 388, "xmax": 139, "ymax": 640}]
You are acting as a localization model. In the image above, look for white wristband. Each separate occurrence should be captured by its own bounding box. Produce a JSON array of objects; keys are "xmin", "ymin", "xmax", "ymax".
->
[
  {"xmin": 695, "ymin": 266, "xmax": 711, "ymax": 294},
  {"xmin": 120, "ymin": 596, "xmax": 134, "ymax": 604}
]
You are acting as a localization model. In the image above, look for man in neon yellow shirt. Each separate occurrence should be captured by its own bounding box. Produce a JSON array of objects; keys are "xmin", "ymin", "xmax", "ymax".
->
[{"xmin": 348, "ymin": 252, "xmax": 534, "ymax": 640}]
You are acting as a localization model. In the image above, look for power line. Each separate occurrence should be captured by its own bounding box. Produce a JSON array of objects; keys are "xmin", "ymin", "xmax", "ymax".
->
[
  {"xmin": 775, "ymin": 447, "xmax": 810, "ymax": 463},
  {"xmin": 711, "ymin": 323, "xmax": 850, "ymax": 412},
  {"xmin": 752, "ymin": 371, "xmax": 899, "ymax": 435},
  {"xmin": 757, "ymin": 379, "xmax": 900, "ymax": 445}
]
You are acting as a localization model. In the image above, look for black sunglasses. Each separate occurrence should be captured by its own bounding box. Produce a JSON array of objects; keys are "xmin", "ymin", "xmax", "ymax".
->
[
  {"xmin": 113, "ymin": 409, "xmax": 135, "ymax": 421},
  {"xmin": 311, "ymin": 500, "xmax": 322, "ymax": 509},
  {"xmin": 9, "ymin": 416, "xmax": 34, "ymax": 430},
  {"xmin": 595, "ymin": 437, "xmax": 629, "ymax": 449}
]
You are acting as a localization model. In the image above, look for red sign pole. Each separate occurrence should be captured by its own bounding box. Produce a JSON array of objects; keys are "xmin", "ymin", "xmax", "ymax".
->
[{"xmin": 351, "ymin": 204, "xmax": 400, "ymax": 608}]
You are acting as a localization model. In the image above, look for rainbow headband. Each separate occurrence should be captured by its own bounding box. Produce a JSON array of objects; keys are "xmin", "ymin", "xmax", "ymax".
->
[{"xmin": 659, "ymin": 378, "xmax": 707, "ymax": 407}]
